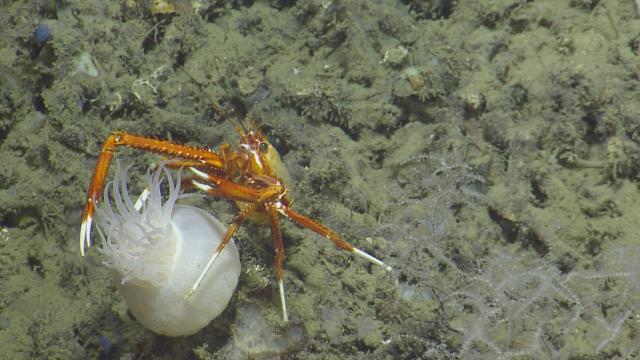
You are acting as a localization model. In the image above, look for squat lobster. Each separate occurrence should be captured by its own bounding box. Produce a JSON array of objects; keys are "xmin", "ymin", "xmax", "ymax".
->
[{"xmin": 80, "ymin": 119, "xmax": 391, "ymax": 321}]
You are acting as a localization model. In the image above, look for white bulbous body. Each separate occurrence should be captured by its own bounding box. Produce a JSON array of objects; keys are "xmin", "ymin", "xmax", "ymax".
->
[
  {"xmin": 117, "ymin": 205, "xmax": 239, "ymax": 336},
  {"xmin": 96, "ymin": 164, "xmax": 241, "ymax": 336}
]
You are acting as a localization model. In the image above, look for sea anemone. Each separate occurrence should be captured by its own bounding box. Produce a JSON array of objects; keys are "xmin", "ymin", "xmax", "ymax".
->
[{"xmin": 95, "ymin": 162, "xmax": 241, "ymax": 336}]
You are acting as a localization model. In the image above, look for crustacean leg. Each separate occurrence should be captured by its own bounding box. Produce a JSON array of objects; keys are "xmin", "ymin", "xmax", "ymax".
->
[
  {"xmin": 280, "ymin": 206, "xmax": 392, "ymax": 271},
  {"xmin": 185, "ymin": 167, "xmax": 291, "ymax": 320},
  {"xmin": 184, "ymin": 202, "xmax": 256, "ymax": 299},
  {"xmin": 189, "ymin": 167, "xmax": 391, "ymax": 322},
  {"xmin": 266, "ymin": 203, "xmax": 288, "ymax": 321},
  {"xmin": 80, "ymin": 131, "xmax": 224, "ymax": 255}
]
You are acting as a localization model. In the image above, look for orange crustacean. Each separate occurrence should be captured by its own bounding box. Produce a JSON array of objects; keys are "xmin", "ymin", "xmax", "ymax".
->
[{"xmin": 79, "ymin": 97, "xmax": 392, "ymax": 321}]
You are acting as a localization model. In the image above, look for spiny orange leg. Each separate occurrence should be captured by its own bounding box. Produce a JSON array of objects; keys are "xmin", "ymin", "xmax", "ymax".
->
[
  {"xmin": 219, "ymin": 143, "xmax": 239, "ymax": 179},
  {"xmin": 189, "ymin": 168, "xmax": 391, "ymax": 321},
  {"xmin": 163, "ymin": 159, "xmax": 220, "ymax": 169},
  {"xmin": 279, "ymin": 205, "xmax": 392, "ymax": 272},
  {"xmin": 185, "ymin": 203, "xmax": 257, "ymax": 299},
  {"xmin": 190, "ymin": 167, "xmax": 293, "ymax": 320},
  {"xmin": 189, "ymin": 167, "xmax": 284, "ymax": 204},
  {"xmin": 80, "ymin": 131, "xmax": 224, "ymax": 256},
  {"xmin": 266, "ymin": 203, "xmax": 288, "ymax": 322},
  {"xmin": 186, "ymin": 168, "xmax": 289, "ymax": 302},
  {"xmin": 131, "ymin": 161, "xmax": 199, "ymax": 211}
]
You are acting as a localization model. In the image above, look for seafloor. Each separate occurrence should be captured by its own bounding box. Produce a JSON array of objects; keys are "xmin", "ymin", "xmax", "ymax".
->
[{"xmin": 2, "ymin": 0, "xmax": 640, "ymax": 359}]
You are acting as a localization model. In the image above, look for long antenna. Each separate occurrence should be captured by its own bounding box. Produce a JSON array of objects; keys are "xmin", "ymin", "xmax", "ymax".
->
[
  {"xmin": 134, "ymin": 16, "xmax": 248, "ymax": 133},
  {"xmin": 169, "ymin": 46, "xmax": 248, "ymax": 133}
]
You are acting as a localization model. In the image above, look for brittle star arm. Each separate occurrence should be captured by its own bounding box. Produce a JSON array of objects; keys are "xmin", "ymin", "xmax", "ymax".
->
[{"xmin": 80, "ymin": 131, "xmax": 224, "ymax": 255}]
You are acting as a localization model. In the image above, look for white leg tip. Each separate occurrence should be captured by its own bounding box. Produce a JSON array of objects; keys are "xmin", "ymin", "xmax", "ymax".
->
[
  {"xmin": 189, "ymin": 167, "xmax": 208, "ymax": 179},
  {"xmin": 353, "ymin": 247, "xmax": 391, "ymax": 271},
  {"xmin": 79, "ymin": 216, "xmax": 93, "ymax": 256},
  {"xmin": 79, "ymin": 223, "xmax": 86, "ymax": 257},
  {"xmin": 134, "ymin": 188, "xmax": 150, "ymax": 212},
  {"xmin": 186, "ymin": 250, "xmax": 222, "ymax": 299},
  {"xmin": 279, "ymin": 279, "xmax": 288, "ymax": 322},
  {"xmin": 192, "ymin": 181, "xmax": 213, "ymax": 192}
]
